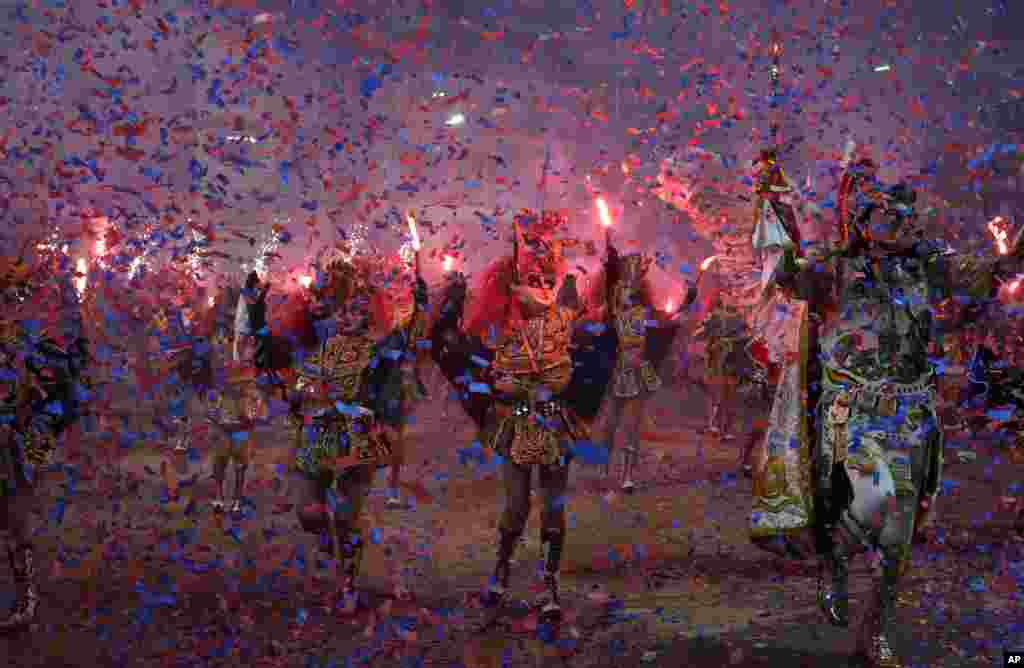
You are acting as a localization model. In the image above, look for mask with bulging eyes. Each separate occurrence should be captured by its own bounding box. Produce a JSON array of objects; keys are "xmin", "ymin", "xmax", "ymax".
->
[
  {"xmin": 336, "ymin": 298, "xmax": 369, "ymax": 335},
  {"xmin": 513, "ymin": 272, "xmax": 559, "ymax": 312}
]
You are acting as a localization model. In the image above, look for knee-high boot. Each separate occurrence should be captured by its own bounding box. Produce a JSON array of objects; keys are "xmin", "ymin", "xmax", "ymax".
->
[
  {"xmin": 535, "ymin": 529, "xmax": 564, "ymax": 620},
  {"xmin": 0, "ymin": 543, "xmax": 38, "ymax": 631},
  {"xmin": 485, "ymin": 529, "xmax": 521, "ymax": 606},
  {"xmin": 335, "ymin": 529, "xmax": 365, "ymax": 614},
  {"xmin": 817, "ymin": 542, "xmax": 849, "ymax": 627},
  {"xmin": 856, "ymin": 554, "xmax": 903, "ymax": 668},
  {"xmin": 621, "ymin": 434, "xmax": 639, "ymax": 493},
  {"xmin": 231, "ymin": 465, "xmax": 247, "ymax": 514}
]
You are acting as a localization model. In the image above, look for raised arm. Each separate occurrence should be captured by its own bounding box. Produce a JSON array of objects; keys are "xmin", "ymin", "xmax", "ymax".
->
[{"xmin": 923, "ymin": 235, "xmax": 1023, "ymax": 303}]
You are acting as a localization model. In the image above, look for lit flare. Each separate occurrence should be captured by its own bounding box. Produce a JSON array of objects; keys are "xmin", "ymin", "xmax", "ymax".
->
[
  {"xmin": 299, "ymin": 275, "xmax": 313, "ymax": 289},
  {"xmin": 406, "ymin": 214, "xmax": 421, "ymax": 251},
  {"xmin": 701, "ymin": 255, "xmax": 719, "ymax": 271},
  {"xmin": 75, "ymin": 258, "xmax": 88, "ymax": 295},
  {"xmin": 596, "ymin": 197, "xmax": 613, "ymax": 228},
  {"xmin": 442, "ymin": 255, "xmax": 454, "ymax": 272}
]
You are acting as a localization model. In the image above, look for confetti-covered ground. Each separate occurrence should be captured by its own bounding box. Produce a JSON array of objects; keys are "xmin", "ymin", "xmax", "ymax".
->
[{"xmin": 0, "ymin": 383, "xmax": 1021, "ymax": 668}]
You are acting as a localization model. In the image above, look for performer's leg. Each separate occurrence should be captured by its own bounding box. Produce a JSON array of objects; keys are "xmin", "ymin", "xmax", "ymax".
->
[
  {"xmin": 818, "ymin": 527, "xmax": 851, "ymax": 628},
  {"xmin": 536, "ymin": 460, "xmax": 570, "ymax": 619},
  {"xmin": 603, "ymin": 399, "xmax": 626, "ymax": 478},
  {"xmin": 0, "ymin": 475, "xmax": 40, "ymax": 631},
  {"xmin": 720, "ymin": 381, "xmax": 737, "ymax": 440},
  {"xmin": 856, "ymin": 444, "xmax": 925, "ymax": 668},
  {"xmin": 211, "ymin": 442, "xmax": 230, "ymax": 512},
  {"xmin": 230, "ymin": 439, "xmax": 250, "ymax": 515},
  {"xmin": 332, "ymin": 465, "xmax": 375, "ymax": 613},
  {"xmin": 620, "ymin": 398, "xmax": 646, "ymax": 493},
  {"xmin": 489, "ymin": 459, "xmax": 532, "ymax": 604},
  {"xmin": 739, "ymin": 427, "xmax": 764, "ymax": 476},
  {"xmin": 387, "ymin": 424, "xmax": 407, "ymax": 508}
]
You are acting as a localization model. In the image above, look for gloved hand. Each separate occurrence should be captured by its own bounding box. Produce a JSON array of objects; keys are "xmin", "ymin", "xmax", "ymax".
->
[
  {"xmin": 413, "ymin": 277, "xmax": 429, "ymax": 308},
  {"xmin": 445, "ymin": 272, "xmax": 468, "ymax": 307}
]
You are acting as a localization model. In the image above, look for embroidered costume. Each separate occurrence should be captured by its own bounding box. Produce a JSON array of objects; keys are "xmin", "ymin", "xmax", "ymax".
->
[
  {"xmin": 285, "ymin": 255, "xmax": 427, "ymax": 612},
  {"xmin": 599, "ymin": 242, "xmax": 697, "ymax": 491},
  {"xmin": 430, "ymin": 209, "xmax": 615, "ymax": 621},
  {"xmin": 749, "ymin": 164, "xmax": 1022, "ymax": 667},
  {"xmin": 0, "ymin": 252, "xmax": 90, "ymax": 632}
]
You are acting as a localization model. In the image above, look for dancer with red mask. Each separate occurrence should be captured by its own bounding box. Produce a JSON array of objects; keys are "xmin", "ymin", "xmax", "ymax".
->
[
  {"xmin": 0, "ymin": 248, "xmax": 90, "ymax": 632},
  {"xmin": 431, "ymin": 210, "xmax": 615, "ymax": 624}
]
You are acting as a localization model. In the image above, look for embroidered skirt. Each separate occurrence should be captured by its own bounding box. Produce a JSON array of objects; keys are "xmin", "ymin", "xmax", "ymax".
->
[
  {"xmin": 611, "ymin": 347, "xmax": 661, "ymax": 399},
  {"xmin": 291, "ymin": 406, "xmax": 392, "ymax": 477},
  {"xmin": 483, "ymin": 401, "xmax": 588, "ymax": 467},
  {"xmin": 817, "ymin": 369, "xmax": 942, "ymax": 545}
]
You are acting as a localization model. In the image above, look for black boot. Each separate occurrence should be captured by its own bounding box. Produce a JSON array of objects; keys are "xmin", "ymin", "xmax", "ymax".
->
[
  {"xmin": 856, "ymin": 555, "xmax": 903, "ymax": 668},
  {"xmin": 817, "ymin": 544, "xmax": 849, "ymax": 627},
  {"xmin": 231, "ymin": 465, "xmax": 247, "ymax": 515},
  {"xmin": 335, "ymin": 530, "xmax": 364, "ymax": 615},
  {"xmin": 0, "ymin": 543, "xmax": 38, "ymax": 632},
  {"xmin": 535, "ymin": 529, "xmax": 564, "ymax": 621},
  {"xmin": 485, "ymin": 529, "xmax": 520, "ymax": 608}
]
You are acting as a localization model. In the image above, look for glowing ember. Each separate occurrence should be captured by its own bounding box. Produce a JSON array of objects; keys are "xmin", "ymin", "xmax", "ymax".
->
[
  {"xmin": 406, "ymin": 214, "xmax": 421, "ymax": 251},
  {"xmin": 299, "ymin": 275, "xmax": 313, "ymax": 288},
  {"xmin": 701, "ymin": 256, "xmax": 719, "ymax": 271},
  {"xmin": 665, "ymin": 299, "xmax": 674, "ymax": 312},
  {"xmin": 442, "ymin": 255, "xmax": 454, "ymax": 272},
  {"xmin": 989, "ymin": 217, "xmax": 1010, "ymax": 255},
  {"xmin": 596, "ymin": 197, "xmax": 613, "ymax": 228},
  {"xmin": 208, "ymin": 295, "xmax": 215, "ymax": 307}
]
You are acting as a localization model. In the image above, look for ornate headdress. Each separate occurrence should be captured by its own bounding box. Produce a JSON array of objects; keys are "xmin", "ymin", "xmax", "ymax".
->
[{"xmin": 515, "ymin": 209, "xmax": 568, "ymax": 279}]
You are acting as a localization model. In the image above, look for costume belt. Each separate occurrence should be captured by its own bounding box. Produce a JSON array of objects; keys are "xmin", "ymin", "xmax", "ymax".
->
[
  {"xmin": 497, "ymin": 396, "xmax": 564, "ymax": 420},
  {"xmin": 822, "ymin": 365, "xmax": 934, "ymax": 398}
]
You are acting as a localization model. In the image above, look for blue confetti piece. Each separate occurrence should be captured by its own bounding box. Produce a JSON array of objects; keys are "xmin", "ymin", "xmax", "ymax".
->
[
  {"xmin": 468, "ymin": 382, "xmax": 491, "ymax": 394},
  {"xmin": 370, "ymin": 528, "xmax": 381, "ymax": 544},
  {"xmin": 361, "ymin": 76, "xmax": 382, "ymax": 97},
  {"xmin": 470, "ymin": 355, "xmax": 490, "ymax": 368},
  {"xmin": 569, "ymin": 440, "xmax": 608, "ymax": 466}
]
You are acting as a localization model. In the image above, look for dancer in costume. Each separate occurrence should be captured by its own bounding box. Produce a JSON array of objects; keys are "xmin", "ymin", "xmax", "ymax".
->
[
  {"xmin": 750, "ymin": 156, "xmax": 1023, "ymax": 667},
  {"xmin": 234, "ymin": 271, "xmax": 269, "ymax": 364},
  {"xmin": 694, "ymin": 294, "xmax": 747, "ymax": 439},
  {"xmin": 376, "ymin": 254, "xmax": 432, "ymax": 509},
  {"xmin": 430, "ymin": 210, "xmax": 614, "ymax": 623},
  {"xmin": 0, "ymin": 249, "xmax": 90, "ymax": 631},
  {"xmin": 598, "ymin": 233, "xmax": 700, "ymax": 492},
  {"xmin": 286, "ymin": 253, "xmax": 427, "ymax": 614},
  {"xmin": 158, "ymin": 278, "xmax": 217, "ymax": 457}
]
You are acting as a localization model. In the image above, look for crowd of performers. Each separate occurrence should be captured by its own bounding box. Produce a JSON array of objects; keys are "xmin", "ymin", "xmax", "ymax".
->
[{"xmin": 1, "ymin": 145, "xmax": 1023, "ymax": 668}]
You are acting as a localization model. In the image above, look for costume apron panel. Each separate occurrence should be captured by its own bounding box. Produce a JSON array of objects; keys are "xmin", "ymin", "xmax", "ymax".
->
[{"xmin": 749, "ymin": 293, "xmax": 815, "ymax": 540}]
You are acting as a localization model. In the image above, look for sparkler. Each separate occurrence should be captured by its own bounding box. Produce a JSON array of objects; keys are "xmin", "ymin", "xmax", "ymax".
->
[
  {"xmin": 299, "ymin": 275, "xmax": 313, "ymax": 289},
  {"xmin": 442, "ymin": 255, "xmax": 454, "ymax": 273}
]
